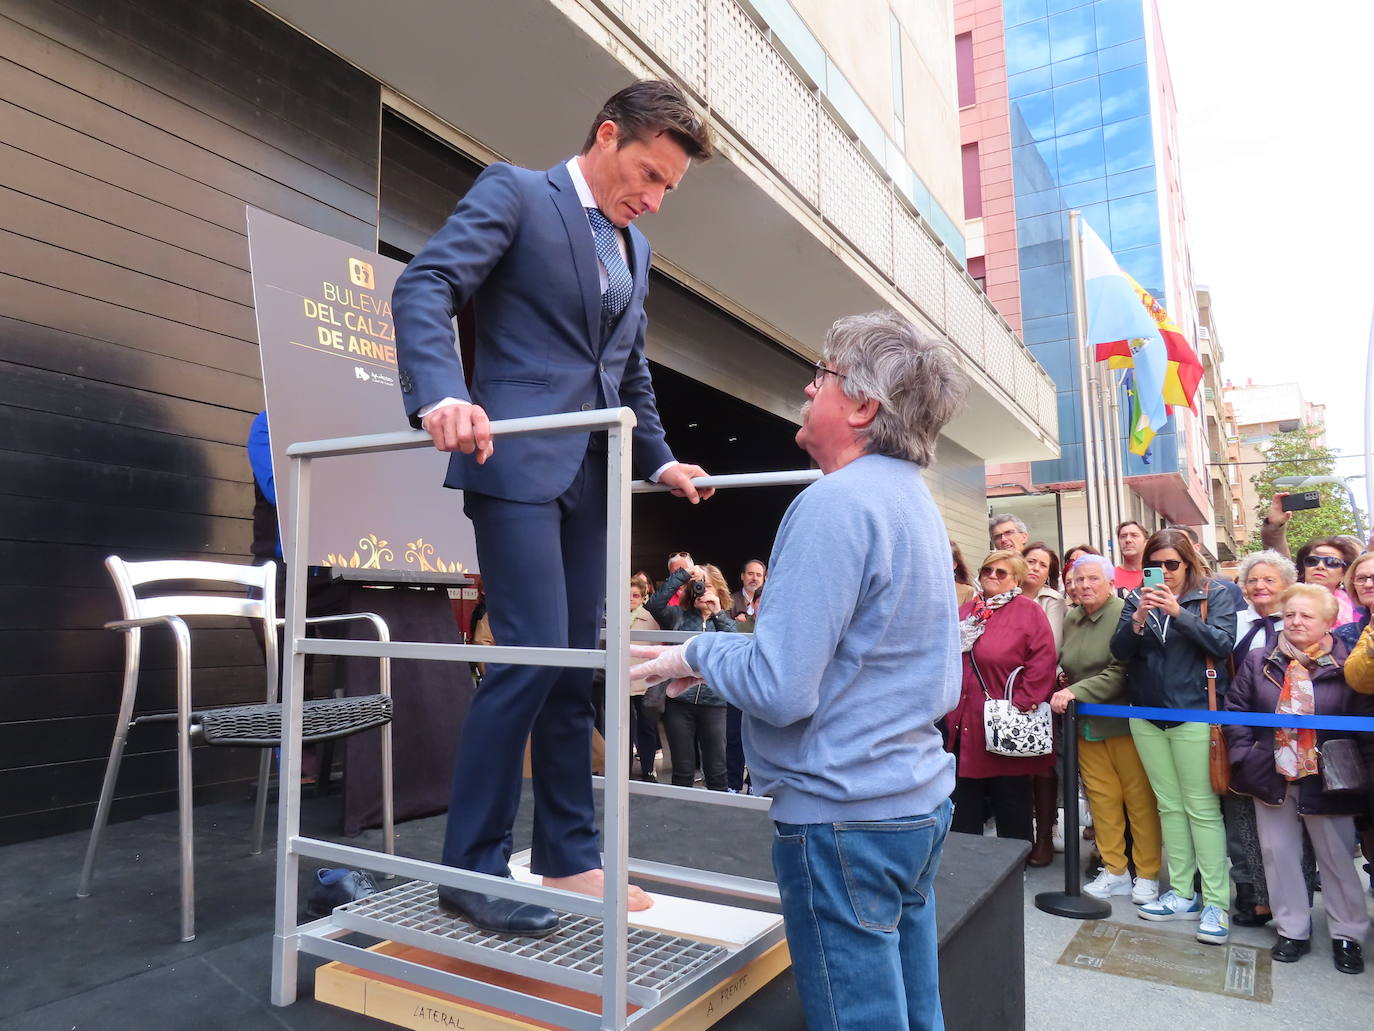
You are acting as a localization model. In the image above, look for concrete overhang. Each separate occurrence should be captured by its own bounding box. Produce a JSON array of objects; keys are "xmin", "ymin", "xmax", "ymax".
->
[{"xmin": 255, "ymin": 0, "xmax": 1057, "ymax": 464}]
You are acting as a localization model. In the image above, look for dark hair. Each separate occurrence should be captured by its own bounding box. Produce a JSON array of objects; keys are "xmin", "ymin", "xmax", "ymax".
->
[
  {"xmin": 1295, "ymin": 536, "xmax": 1360, "ymax": 584},
  {"xmin": 741, "ymin": 558, "xmax": 767, "ymax": 575},
  {"xmin": 1023, "ymin": 542, "xmax": 1062, "ymax": 592},
  {"xmin": 951, "ymin": 540, "xmax": 973, "ymax": 586},
  {"xmin": 1116, "ymin": 520, "xmax": 1148, "ymax": 538},
  {"xmin": 1063, "ymin": 543, "xmax": 1102, "ymax": 568},
  {"xmin": 581, "ymin": 80, "xmax": 713, "ymax": 160},
  {"xmin": 1142, "ymin": 528, "xmax": 1208, "ymax": 597}
]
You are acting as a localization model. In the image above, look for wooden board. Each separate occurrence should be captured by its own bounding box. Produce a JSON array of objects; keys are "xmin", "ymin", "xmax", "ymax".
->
[{"xmin": 315, "ymin": 938, "xmax": 790, "ymax": 1031}]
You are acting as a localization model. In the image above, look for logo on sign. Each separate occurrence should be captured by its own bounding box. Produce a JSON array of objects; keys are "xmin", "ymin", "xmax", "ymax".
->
[
  {"xmin": 355, "ymin": 367, "xmax": 371, "ymax": 381},
  {"xmin": 348, "ymin": 258, "xmax": 375, "ymax": 290}
]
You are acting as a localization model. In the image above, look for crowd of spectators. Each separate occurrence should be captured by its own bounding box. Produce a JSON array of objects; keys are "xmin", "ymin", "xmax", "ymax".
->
[{"xmin": 954, "ymin": 509, "xmax": 1374, "ymax": 971}]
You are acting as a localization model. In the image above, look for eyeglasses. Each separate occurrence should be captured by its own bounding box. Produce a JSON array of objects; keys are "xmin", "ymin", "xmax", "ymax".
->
[
  {"xmin": 1244, "ymin": 576, "xmax": 1281, "ymax": 588},
  {"xmin": 1353, "ymin": 573, "xmax": 1374, "ymax": 586},
  {"xmin": 811, "ymin": 361, "xmax": 845, "ymax": 389},
  {"xmin": 1303, "ymin": 555, "xmax": 1349, "ymax": 570},
  {"xmin": 979, "ymin": 567, "xmax": 1013, "ymax": 580}
]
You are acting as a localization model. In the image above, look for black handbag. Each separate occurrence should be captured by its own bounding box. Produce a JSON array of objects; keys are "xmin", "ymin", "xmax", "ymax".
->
[{"xmin": 1320, "ymin": 738, "xmax": 1369, "ymax": 794}]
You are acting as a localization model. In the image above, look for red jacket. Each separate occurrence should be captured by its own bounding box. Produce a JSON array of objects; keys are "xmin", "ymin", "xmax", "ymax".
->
[{"xmin": 945, "ymin": 594, "xmax": 1058, "ymax": 778}]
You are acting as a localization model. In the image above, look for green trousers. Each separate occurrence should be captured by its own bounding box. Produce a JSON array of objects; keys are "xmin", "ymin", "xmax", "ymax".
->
[{"xmin": 1129, "ymin": 718, "xmax": 1231, "ymax": 909}]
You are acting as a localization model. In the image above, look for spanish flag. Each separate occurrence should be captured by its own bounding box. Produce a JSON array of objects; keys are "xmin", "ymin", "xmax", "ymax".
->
[{"xmin": 1094, "ymin": 273, "xmax": 1203, "ymax": 414}]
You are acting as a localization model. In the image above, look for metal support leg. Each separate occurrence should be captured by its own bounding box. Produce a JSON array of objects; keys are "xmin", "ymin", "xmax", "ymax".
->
[
  {"xmin": 252, "ymin": 750, "xmax": 272, "ymax": 856},
  {"xmin": 272, "ymin": 455, "xmax": 312, "ymax": 1006},
  {"xmin": 77, "ymin": 630, "xmax": 143, "ymax": 898},
  {"xmin": 601, "ymin": 414, "xmax": 632, "ymax": 1031}
]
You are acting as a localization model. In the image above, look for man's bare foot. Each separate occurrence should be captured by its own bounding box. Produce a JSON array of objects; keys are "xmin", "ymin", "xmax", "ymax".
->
[{"xmin": 542, "ymin": 868, "xmax": 654, "ymax": 911}]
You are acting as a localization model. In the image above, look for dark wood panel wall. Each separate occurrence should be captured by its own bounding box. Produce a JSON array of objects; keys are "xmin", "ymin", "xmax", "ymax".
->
[{"xmin": 0, "ymin": 0, "xmax": 380, "ymax": 844}]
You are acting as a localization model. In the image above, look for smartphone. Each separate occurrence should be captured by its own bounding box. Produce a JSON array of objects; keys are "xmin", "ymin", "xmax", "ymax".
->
[
  {"xmin": 1280, "ymin": 490, "xmax": 1322, "ymax": 512},
  {"xmin": 1141, "ymin": 566, "xmax": 1165, "ymax": 590}
]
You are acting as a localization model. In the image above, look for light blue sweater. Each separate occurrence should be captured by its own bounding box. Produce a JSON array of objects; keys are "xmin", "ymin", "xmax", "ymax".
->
[{"xmin": 687, "ymin": 454, "xmax": 960, "ymax": 824}]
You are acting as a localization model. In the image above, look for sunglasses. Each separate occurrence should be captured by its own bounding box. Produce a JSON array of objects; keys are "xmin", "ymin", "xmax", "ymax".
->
[
  {"xmin": 979, "ymin": 567, "xmax": 1013, "ymax": 580},
  {"xmin": 811, "ymin": 360, "xmax": 845, "ymax": 389},
  {"xmin": 669, "ymin": 552, "xmax": 691, "ymax": 559},
  {"xmin": 1144, "ymin": 559, "xmax": 1184, "ymax": 572},
  {"xmin": 1303, "ymin": 555, "xmax": 1348, "ymax": 570}
]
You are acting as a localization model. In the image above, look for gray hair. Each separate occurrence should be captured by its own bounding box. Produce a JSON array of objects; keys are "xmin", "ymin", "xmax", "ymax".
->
[
  {"xmin": 1238, "ymin": 549, "xmax": 1297, "ymax": 587},
  {"xmin": 989, "ymin": 512, "xmax": 1028, "ymax": 535},
  {"xmin": 1068, "ymin": 554, "xmax": 1114, "ymax": 583},
  {"xmin": 823, "ymin": 311, "xmax": 969, "ymax": 467}
]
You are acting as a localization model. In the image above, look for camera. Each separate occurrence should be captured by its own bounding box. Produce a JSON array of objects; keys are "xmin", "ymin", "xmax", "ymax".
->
[{"xmin": 686, "ymin": 578, "xmax": 707, "ymax": 600}]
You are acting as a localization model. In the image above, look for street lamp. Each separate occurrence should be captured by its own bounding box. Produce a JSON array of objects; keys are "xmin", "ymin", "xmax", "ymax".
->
[{"xmin": 1274, "ymin": 475, "xmax": 1367, "ymax": 539}]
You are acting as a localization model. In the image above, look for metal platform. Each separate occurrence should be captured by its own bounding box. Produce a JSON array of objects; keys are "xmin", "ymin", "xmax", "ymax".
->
[
  {"xmin": 272, "ymin": 409, "xmax": 815, "ymax": 1030},
  {"xmin": 328, "ymin": 880, "xmax": 728, "ymax": 1006}
]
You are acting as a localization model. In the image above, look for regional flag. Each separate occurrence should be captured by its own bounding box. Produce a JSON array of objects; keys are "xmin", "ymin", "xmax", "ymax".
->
[
  {"xmin": 1079, "ymin": 219, "xmax": 1168, "ymax": 456},
  {"xmin": 1132, "ymin": 287, "xmax": 1204, "ymax": 413}
]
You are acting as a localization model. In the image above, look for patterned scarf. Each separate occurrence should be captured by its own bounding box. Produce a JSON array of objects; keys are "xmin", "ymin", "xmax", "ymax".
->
[
  {"xmin": 1273, "ymin": 632, "xmax": 1332, "ymax": 780},
  {"xmin": 959, "ymin": 587, "xmax": 1021, "ymax": 652}
]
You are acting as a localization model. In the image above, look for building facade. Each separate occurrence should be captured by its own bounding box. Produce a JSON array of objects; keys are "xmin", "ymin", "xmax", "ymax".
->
[
  {"xmin": 1225, "ymin": 378, "xmax": 1328, "ymax": 547},
  {"xmin": 957, "ymin": 0, "xmax": 1213, "ymax": 553},
  {"xmin": 0, "ymin": 0, "xmax": 1057, "ymax": 842}
]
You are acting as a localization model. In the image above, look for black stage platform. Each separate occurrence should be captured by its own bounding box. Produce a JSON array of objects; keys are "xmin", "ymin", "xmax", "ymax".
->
[{"xmin": 1, "ymin": 786, "xmax": 1025, "ymax": 1030}]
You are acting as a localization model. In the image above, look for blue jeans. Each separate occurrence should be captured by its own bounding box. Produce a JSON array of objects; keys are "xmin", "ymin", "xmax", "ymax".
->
[{"xmin": 772, "ymin": 799, "xmax": 952, "ymax": 1031}]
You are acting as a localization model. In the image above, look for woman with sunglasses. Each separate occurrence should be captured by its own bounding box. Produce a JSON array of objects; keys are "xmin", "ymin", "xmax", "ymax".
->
[
  {"xmin": 1111, "ymin": 528, "xmax": 1237, "ymax": 944},
  {"xmin": 1339, "ymin": 552, "xmax": 1374, "ymax": 692},
  {"xmin": 945, "ymin": 549, "xmax": 1058, "ymax": 851},
  {"xmin": 1294, "ymin": 537, "xmax": 1361, "ymax": 627}
]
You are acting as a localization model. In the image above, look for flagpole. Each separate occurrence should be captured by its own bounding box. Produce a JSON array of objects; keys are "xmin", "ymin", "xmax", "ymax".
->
[
  {"xmin": 1098, "ymin": 362, "xmax": 1124, "ymax": 540},
  {"xmin": 1093, "ymin": 364, "xmax": 1116, "ymax": 551},
  {"xmin": 1107, "ymin": 368, "xmax": 1128, "ymax": 533},
  {"xmin": 1069, "ymin": 210, "xmax": 1103, "ymax": 552}
]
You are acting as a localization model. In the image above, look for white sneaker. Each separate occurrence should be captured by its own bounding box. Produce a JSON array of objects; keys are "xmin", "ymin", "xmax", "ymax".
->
[
  {"xmin": 1052, "ymin": 813, "xmax": 1065, "ymax": 853},
  {"xmin": 1196, "ymin": 904, "xmax": 1230, "ymax": 945},
  {"xmin": 1083, "ymin": 869, "xmax": 1132, "ymax": 899},
  {"xmin": 1137, "ymin": 889, "xmax": 1201, "ymax": 921},
  {"xmin": 1131, "ymin": 877, "xmax": 1159, "ymax": 905}
]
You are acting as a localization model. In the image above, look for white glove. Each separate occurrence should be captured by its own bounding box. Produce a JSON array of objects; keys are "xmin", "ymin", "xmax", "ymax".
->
[{"xmin": 628, "ymin": 643, "xmax": 704, "ymax": 697}]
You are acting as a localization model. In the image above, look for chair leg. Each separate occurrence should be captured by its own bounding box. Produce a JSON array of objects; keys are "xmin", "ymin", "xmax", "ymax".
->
[
  {"xmin": 78, "ymin": 632, "xmax": 142, "ymax": 899},
  {"xmin": 380, "ymin": 720, "xmax": 396, "ymax": 859},
  {"xmin": 251, "ymin": 749, "xmax": 272, "ymax": 856},
  {"xmin": 172, "ymin": 624, "xmax": 196, "ymax": 943}
]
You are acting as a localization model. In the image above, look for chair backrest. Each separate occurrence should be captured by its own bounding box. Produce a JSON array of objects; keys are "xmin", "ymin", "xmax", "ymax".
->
[{"xmin": 105, "ymin": 556, "xmax": 276, "ymax": 625}]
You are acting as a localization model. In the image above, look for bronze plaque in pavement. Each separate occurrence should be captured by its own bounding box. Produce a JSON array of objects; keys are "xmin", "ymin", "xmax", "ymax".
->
[{"xmin": 1057, "ymin": 920, "xmax": 1271, "ymax": 1003}]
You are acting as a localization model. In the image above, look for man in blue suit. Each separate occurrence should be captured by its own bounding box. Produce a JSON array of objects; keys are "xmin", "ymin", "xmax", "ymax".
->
[{"xmin": 393, "ymin": 81, "xmax": 714, "ymax": 935}]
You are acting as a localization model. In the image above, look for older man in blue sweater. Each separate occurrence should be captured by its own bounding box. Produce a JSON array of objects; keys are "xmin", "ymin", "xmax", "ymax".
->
[{"xmin": 632, "ymin": 311, "xmax": 970, "ymax": 1031}]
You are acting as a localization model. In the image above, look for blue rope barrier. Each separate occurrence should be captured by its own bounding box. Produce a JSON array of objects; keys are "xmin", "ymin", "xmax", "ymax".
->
[{"xmin": 1077, "ymin": 702, "xmax": 1374, "ymax": 731}]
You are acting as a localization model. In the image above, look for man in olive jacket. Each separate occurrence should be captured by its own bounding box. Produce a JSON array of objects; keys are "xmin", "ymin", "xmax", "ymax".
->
[{"xmin": 1051, "ymin": 554, "xmax": 1162, "ymax": 902}]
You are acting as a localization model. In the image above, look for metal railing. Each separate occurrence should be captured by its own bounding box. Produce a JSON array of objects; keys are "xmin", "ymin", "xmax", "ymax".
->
[{"xmin": 270, "ymin": 406, "xmax": 818, "ymax": 1030}]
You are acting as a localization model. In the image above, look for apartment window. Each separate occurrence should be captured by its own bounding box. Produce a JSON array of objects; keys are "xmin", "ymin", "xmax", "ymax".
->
[
  {"xmin": 968, "ymin": 255, "xmax": 987, "ymax": 292},
  {"xmin": 961, "ymin": 142, "xmax": 982, "ymax": 219},
  {"xmin": 955, "ymin": 31, "xmax": 975, "ymax": 108}
]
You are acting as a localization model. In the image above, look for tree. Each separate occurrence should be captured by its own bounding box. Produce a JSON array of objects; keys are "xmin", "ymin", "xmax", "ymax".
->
[{"xmin": 1243, "ymin": 427, "xmax": 1361, "ymax": 553}]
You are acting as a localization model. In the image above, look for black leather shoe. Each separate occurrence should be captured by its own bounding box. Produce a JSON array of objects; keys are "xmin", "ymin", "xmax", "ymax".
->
[
  {"xmin": 436, "ymin": 885, "xmax": 560, "ymax": 938},
  {"xmin": 1333, "ymin": 939, "xmax": 1364, "ymax": 975},
  {"xmin": 1270, "ymin": 936, "xmax": 1311, "ymax": 963},
  {"xmin": 1232, "ymin": 883, "xmax": 1272, "ymax": 927}
]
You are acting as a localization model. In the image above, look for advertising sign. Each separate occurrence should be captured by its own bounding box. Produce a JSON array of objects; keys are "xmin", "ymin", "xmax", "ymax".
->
[{"xmin": 246, "ymin": 208, "xmax": 476, "ymax": 575}]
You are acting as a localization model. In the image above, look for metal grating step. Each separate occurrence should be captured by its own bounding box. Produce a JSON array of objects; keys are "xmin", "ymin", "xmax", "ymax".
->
[{"xmin": 327, "ymin": 880, "xmax": 728, "ymax": 1005}]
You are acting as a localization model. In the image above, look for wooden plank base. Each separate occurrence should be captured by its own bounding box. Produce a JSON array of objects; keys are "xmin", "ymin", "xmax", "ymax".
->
[{"xmin": 315, "ymin": 938, "xmax": 790, "ymax": 1031}]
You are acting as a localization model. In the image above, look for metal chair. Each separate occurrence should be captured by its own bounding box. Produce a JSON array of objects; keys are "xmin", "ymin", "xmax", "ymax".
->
[{"xmin": 77, "ymin": 556, "xmax": 395, "ymax": 941}]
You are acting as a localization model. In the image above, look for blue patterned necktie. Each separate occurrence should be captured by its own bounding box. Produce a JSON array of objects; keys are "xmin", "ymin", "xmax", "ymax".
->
[{"xmin": 585, "ymin": 207, "xmax": 633, "ymax": 322}]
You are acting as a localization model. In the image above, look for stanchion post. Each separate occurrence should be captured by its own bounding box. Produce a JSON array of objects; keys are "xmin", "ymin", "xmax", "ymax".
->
[{"xmin": 1035, "ymin": 700, "xmax": 1111, "ymax": 919}]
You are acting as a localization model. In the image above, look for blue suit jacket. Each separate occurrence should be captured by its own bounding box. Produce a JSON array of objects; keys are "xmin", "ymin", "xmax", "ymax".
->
[{"xmin": 392, "ymin": 160, "xmax": 675, "ymax": 504}]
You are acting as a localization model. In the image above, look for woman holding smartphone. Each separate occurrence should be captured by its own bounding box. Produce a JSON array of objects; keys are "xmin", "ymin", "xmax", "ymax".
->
[{"xmin": 1111, "ymin": 528, "xmax": 1237, "ymax": 945}]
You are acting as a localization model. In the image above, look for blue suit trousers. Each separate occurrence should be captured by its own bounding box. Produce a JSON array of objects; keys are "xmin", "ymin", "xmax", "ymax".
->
[{"xmin": 441, "ymin": 453, "xmax": 608, "ymax": 877}]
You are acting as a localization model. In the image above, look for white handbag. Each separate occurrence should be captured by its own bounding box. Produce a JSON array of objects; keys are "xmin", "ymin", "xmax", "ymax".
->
[{"xmin": 971, "ymin": 659, "xmax": 1053, "ymax": 758}]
